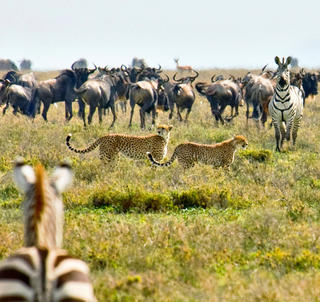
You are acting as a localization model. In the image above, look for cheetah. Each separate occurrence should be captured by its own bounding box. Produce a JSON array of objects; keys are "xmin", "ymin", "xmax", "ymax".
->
[
  {"xmin": 66, "ymin": 125, "xmax": 173, "ymax": 167},
  {"xmin": 147, "ymin": 135, "xmax": 248, "ymax": 169}
]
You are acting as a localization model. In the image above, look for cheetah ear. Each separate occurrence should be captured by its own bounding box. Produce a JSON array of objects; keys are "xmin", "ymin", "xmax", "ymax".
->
[{"xmin": 168, "ymin": 125, "xmax": 173, "ymax": 131}]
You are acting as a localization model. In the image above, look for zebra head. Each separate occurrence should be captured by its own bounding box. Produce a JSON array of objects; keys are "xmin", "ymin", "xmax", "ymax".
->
[{"xmin": 274, "ymin": 56, "xmax": 292, "ymax": 88}]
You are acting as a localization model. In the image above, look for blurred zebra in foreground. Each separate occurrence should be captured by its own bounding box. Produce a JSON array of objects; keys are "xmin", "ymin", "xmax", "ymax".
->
[
  {"xmin": 0, "ymin": 159, "xmax": 97, "ymax": 301},
  {"xmin": 268, "ymin": 56, "xmax": 304, "ymax": 152}
]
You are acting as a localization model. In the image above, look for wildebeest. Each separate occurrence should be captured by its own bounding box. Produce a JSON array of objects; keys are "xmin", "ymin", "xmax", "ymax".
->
[
  {"xmin": 196, "ymin": 76, "xmax": 242, "ymax": 124},
  {"xmin": 0, "ymin": 79, "xmax": 33, "ymax": 116},
  {"xmin": 29, "ymin": 63, "xmax": 96, "ymax": 121},
  {"xmin": 166, "ymin": 71, "xmax": 199, "ymax": 121},
  {"xmin": 128, "ymin": 71, "xmax": 169, "ymax": 129},
  {"xmin": 241, "ymin": 69, "xmax": 274, "ymax": 127},
  {"xmin": 3, "ymin": 70, "xmax": 38, "ymax": 89},
  {"xmin": 76, "ymin": 67, "xmax": 132, "ymax": 128}
]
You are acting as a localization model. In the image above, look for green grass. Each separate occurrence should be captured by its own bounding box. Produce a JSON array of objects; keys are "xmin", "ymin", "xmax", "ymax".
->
[{"xmin": 1, "ymin": 69, "xmax": 320, "ymax": 301}]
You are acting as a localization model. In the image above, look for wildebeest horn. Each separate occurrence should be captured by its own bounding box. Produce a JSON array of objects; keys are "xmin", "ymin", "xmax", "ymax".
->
[
  {"xmin": 71, "ymin": 61, "xmax": 77, "ymax": 70},
  {"xmin": 88, "ymin": 64, "xmax": 97, "ymax": 74},
  {"xmin": 211, "ymin": 74, "xmax": 216, "ymax": 82},
  {"xmin": 189, "ymin": 70, "xmax": 199, "ymax": 82},
  {"xmin": 173, "ymin": 73, "xmax": 183, "ymax": 83},
  {"xmin": 156, "ymin": 64, "xmax": 162, "ymax": 72},
  {"xmin": 162, "ymin": 74, "xmax": 170, "ymax": 83},
  {"xmin": 121, "ymin": 64, "xmax": 127, "ymax": 71},
  {"xmin": 261, "ymin": 64, "xmax": 268, "ymax": 72},
  {"xmin": 228, "ymin": 74, "xmax": 236, "ymax": 81}
]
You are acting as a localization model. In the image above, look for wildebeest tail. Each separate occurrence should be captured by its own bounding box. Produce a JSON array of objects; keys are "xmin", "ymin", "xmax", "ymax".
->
[
  {"xmin": 146, "ymin": 151, "xmax": 177, "ymax": 167},
  {"xmin": 66, "ymin": 134, "xmax": 102, "ymax": 154},
  {"xmin": 195, "ymin": 82, "xmax": 209, "ymax": 96}
]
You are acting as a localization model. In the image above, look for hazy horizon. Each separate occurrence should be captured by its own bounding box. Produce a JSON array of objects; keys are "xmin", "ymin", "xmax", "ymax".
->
[{"xmin": 1, "ymin": 0, "xmax": 320, "ymax": 71}]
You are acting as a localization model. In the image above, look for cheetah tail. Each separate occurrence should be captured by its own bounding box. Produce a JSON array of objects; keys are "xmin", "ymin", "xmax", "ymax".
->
[
  {"xmin": 146, "ymin": 151, "xmax": 176, "ymax": 167},
  {"xmin": 66, "ymin": 134, "xmax": 101, "ymax": 154}
]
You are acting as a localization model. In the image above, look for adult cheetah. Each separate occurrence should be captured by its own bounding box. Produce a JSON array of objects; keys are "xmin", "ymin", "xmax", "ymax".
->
[
  {"xmin": 147, "ymin": 135, "xmax": 248, "ymax": 169},
  {"xmin": 66, "ymin": 125, "xmax": 172, "ymax": 167}
]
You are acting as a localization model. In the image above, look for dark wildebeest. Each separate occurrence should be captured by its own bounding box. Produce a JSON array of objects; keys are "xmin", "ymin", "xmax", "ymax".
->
[
  {"xmin": 29, "ymin": 63, "xmax": 96, "ymax": 121},
  {"xmin": 76, "ymin": 68, "xmax": 132, "ymax": 128},
  {"xmin": 291, "ymin": 69, "xmax": 318, "ymax": 104},
  {"xmin": 128, "ymin": 71, "xmax": 169, "ymax": 129},
  {"xmin": 0, "ymin": 79, "xmax": 33, "ymax": 116},
  {"xmin": 3, "ymin": 70, "xmax": 38, "ymax": 89},
  {"xmin": 241, "ymin": 69, "xmax": 275, "ymax": 127},
  {"xmin": 196, "ymin": 76, "xmax": 242, "ymax": 125},
  {"xmin": 166, "ymin": 71, "xmax": 199, "ymax": 121}
]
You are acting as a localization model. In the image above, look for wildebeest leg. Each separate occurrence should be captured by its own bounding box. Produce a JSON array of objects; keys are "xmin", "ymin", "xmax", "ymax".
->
[
  {"xmin": 177, "ymin": 106, "xmax": 183, "ymax": 121},
  {"xmin": 98, "ymin": 107, "xmax": 103, "ymax": 124},
  {"xmin": 2, "ymin": 102, "xmax": 9, "ymax": 115},
  {"xmin": 185, "ymin": 108, "xmax": 192, "ymax": 121},
  {"xmin": 139, "ymin": 108, "xmax": 146, "ymax": 129},
  {"xmin": 246, "ymin": 101, "xmax": 250, "ymax": 126},
  {"xmin": 129, "ymin": 103, "xmax": 135, "ymax": 128},
  {"xmin": 151, "ymin": 106, "xmax": 156, "ymax": 127},
  {"xmin": 169, "ymin": 103, "xmax": 174, "ymax": 119},
  {"xmin": 88, "ymin": 105, "xmax": 96, "ymax": 125},
  {"xmin": 65, "ymin": 101, "xmax": 73, "ymax": 121},
  {"xmin": 42, "ymin": 102, "xmax": 50, "ymax": 121},
  {"xmin": 109, "ymin": 104, "xmax": 117, "ymax": 129}
]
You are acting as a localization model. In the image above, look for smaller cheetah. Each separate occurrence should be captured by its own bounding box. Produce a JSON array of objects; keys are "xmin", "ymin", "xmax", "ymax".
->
[
  {"xmin": 66, "ymin": 125, "xmax": 173, "ymax": 167},
  {"xmin": 147, "ymin": 135, "xmax": 248, "ymax": 169}
]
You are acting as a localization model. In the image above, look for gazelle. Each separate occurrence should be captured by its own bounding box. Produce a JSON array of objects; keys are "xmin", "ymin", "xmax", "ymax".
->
[{"xmin": 174, "ymin": 58, "xmax": 193, "ymax": 73}]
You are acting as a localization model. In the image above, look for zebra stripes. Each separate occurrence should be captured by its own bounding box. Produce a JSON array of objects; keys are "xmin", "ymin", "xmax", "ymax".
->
[
  {"xmin": 268, "ymin": 56, "xmax": 304, "ymax": 152},
  {"xmin": 0, "ymin": 159, "xmax": 97, "ymax": 301}
]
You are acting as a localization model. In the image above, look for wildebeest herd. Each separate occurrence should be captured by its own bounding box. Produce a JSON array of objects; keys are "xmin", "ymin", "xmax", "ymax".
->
[{"xmin": 0, "ymin": 56, "xmax": 319, "ymax": 151}]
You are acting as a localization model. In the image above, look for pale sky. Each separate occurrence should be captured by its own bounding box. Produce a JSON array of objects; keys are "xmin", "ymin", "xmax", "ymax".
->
[{"xmin": 1, "ymin": 0, "xmax": 319, "ymax": 70}]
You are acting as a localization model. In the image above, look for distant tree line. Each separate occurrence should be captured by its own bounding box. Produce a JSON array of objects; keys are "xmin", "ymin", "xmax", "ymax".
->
[{"xmin": 0, "ymin": 58, "xmax": 32, "ymax": 71}]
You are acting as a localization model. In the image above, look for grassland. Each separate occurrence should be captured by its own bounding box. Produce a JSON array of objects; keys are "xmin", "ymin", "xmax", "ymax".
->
[{"xmin": 1, "ymin": 69, "xmax": 320, "ymax": 301}]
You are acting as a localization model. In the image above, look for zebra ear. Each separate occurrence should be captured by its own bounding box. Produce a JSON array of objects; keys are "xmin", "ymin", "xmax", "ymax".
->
[
  {"xmin": 13, "ymin": 158, "xmax": 36, "ymax": 193},
  {"xmin": 286, "ymin": 57, "xmax": 292, "ymax": 66},
  {"xmin": 274, "ymin": 56, "xmax": 281, "ymax": 66},
  {"xmin": 51, "ymin": 161, "xmax": 73, "ymax": 193}
]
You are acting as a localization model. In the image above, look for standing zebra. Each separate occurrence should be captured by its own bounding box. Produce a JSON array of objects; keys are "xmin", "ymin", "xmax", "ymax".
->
[
  {"xmin": 0, "ymin": 159, "xmax": 97, "ymax": 301},
  {"xmin": 269, "ymin": 56, "xmax": 304, "ymax": 152}
]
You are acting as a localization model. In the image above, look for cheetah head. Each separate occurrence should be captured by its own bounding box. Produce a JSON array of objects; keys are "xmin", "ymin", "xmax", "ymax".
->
[
  {"xmin": 234, "ymin": 135, "xmax": 248, "ymax": 148},
  {"xmin": 157, "ymin": 125, "xmax": 173, "ymax": 139}
]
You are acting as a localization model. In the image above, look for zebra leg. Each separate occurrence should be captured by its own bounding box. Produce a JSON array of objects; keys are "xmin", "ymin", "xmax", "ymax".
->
[
  {"xmin": 285, "ymin": 119, "xmax": 294, "ymax": 142},
  {"xmin": 273, "ymin": 122, "xmax": 281, "ymax": 152},
  {"xmin": 280, "ymin": 122, "xmax": 286, "ymax": 147},
  {"xmin": 292, "ymin": 116, "xmax": 302, "ymax": 146}
]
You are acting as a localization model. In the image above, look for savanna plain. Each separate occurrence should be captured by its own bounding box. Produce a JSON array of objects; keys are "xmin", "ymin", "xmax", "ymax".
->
[{"xmin": 1, "ymin": 69, "xmax": 320, "ymax": 301}]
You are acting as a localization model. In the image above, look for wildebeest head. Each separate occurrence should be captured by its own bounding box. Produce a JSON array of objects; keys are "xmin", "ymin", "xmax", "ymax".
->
[
  {"xmin": 173, "ymin": 70, "xmax": 199, "ymax": 85},
  {"xmin": 303, "ymin": 72, "xmax": 318, "ymax": 98},
  {"xmin": 274, "ymin": 56, "xmax": 292, "ymax": 88},
  {"xmin": 71, "ymin": 63, "xmax": 97, "ymax": 88},
  {"xmin": 157, "ymin": 74, "xmax": 170, "ymax": 111}
]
